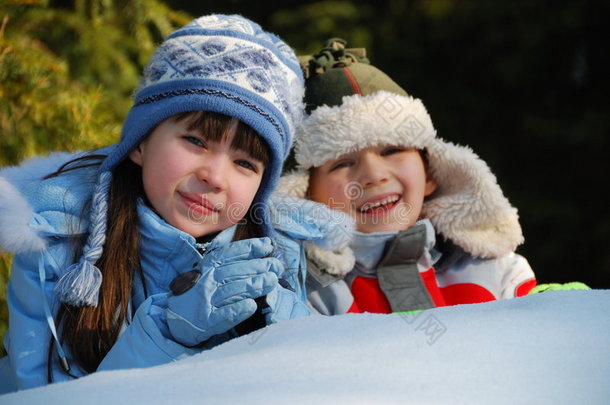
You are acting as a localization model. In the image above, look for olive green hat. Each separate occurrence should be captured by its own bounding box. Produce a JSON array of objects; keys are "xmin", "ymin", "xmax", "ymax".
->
[{"xmin": 299, "ymin": 38, "xmax": 407, "ymax": 113}]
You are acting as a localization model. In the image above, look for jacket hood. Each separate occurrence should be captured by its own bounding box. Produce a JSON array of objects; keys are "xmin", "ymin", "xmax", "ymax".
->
[{"xmin": 0, "ymin": 151, "xmax": 98, "ymax": 254}]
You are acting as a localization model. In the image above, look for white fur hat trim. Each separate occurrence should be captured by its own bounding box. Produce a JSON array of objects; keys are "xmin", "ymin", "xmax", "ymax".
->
[{"xmin": 296, "ymin": 91, "xmax": 435, "ymax": 169}]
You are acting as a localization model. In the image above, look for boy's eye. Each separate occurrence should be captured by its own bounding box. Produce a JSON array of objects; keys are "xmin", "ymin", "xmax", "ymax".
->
[
  {"xmin": 330, "ymin": 160, "xmax": 353, "ymax": 171},
  {"xmin": 381, "ymin": 147, "xmax": 406, "ymax": 156},
  {"xmin": 184, "ymin": 135, "xmax": 205, "ymax": 148}
]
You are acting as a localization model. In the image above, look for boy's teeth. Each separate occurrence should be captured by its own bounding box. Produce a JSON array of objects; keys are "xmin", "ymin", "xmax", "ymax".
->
[{"xmin": 360, "ymin": 195, "xmax": 399, "ymax": 212}]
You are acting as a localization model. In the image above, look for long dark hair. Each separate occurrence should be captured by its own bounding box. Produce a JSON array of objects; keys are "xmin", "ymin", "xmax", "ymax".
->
[{"xmin": 49, "ymin": 111, "xmax": 270, "ymax": 373}]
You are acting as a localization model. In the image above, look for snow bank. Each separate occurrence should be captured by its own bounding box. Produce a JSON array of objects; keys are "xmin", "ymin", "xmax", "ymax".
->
[{"xmin": 3, "ymin": 290, "xmax": 609, "ymax": 404}]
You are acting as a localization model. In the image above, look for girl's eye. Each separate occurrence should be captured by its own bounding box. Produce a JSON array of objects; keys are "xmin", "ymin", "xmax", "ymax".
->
[
  {"xmin": 381, "ymin": 147, "xmax": 405, "ymax": 156},
  {"xmin": 235, "ymin": 159, "xmax": 259, "ymax": 173},
  {"xmin": 184, "ymin": 136, "xmax": 205, "ymax": 148},
  {"xmin": 330, "ymin": 161, "xmax": 353, "ymax": 171}
]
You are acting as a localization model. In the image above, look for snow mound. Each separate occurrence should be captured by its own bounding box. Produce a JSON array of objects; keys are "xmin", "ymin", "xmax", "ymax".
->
[{"xmin": 3, "ymin": 290, "xmax": 609, "ymax": 404}]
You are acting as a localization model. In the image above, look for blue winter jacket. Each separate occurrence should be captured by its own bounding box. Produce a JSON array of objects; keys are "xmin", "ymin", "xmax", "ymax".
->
[{"xmin": 0, "ymin": 151, "xmax": 339, "ymax": 394}]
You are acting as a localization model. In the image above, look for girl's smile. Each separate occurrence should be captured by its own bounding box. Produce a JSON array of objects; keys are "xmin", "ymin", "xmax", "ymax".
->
[{"xmin": 178, "ymin": 191, "xmax": 220, "ymax": 217}]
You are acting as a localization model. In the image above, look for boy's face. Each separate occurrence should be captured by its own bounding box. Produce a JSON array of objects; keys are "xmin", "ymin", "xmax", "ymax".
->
[
  {"xmin": 309, "ymin": 146, "xmax": 436, "ymax": 233},
  {"xmin": 129, "ymin": 117, "xmax": 265, "ymax": 238}
]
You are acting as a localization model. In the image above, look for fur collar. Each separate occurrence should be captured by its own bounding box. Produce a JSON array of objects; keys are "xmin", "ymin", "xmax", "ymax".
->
[
  {"xmin": 0, "ymin": 176, "xmax": 50, "ymax": 253},
  {"xmin": 0, "ymin": 152, "xmax": 90, "ymax": 254},
  {"xmin": 270, "ymin": 193, "xmax": 356, "ymax": 275}
]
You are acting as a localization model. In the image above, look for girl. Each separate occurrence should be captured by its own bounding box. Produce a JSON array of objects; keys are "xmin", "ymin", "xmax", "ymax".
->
[{"xmin": 0, "ymin": 14, "xmax": 308, "ymax": 392}]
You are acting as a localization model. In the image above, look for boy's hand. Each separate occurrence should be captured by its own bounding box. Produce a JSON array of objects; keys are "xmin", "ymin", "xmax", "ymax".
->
[{"xmin": 166, "ymin": 237, "xmax": 279, "ymax": 347}]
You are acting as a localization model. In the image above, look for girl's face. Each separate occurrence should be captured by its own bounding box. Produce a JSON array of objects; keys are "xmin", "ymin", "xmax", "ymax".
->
[
  {"xmin": 309, "ymin": 146, "xmax": 436, "ymax": 234},
  {"xmin": 129, "ymin": 116, "xmax": 265, "ymax": 238}
]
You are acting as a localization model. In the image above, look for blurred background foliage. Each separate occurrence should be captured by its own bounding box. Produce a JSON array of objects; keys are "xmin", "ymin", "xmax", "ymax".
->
[{"xmin": 1, "ymin": 0, "xmax": 609, "ymax": 355}]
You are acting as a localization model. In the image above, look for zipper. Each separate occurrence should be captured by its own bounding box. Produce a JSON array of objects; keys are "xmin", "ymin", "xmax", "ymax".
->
[
  {"xmin": 196, "ymin": 244, "xmax": 207, "ymax": 255},
  {"xmin": 196, "ymin": 241, "xmax": 215, "ymax": 257}
]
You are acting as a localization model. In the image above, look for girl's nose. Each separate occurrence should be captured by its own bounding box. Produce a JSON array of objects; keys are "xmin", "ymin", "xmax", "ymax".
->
[
  {"xmin": 357, "ymin": 152, "xmax": 389, "ymax": 188},
  {"xmin": 196, "ymin": 156, "xmax": 227, "ymax": 190}
]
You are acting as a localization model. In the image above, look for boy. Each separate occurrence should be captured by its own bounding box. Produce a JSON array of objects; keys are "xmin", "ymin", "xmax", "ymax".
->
[{"xmin": 278, "ymin": 40, "xmax": 536, "ymax": 314}]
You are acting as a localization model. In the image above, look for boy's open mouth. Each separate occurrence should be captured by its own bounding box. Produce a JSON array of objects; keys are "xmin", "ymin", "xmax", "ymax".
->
[{"xmin": 359, "ymin": 194, "xmax": 400, "ymax": 214}]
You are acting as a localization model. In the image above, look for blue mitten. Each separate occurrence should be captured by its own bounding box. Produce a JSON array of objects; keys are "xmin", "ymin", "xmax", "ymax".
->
[
  {"xmin": 264, "ymin": 282, "xmax": 311, "ymax": 324},
  {"xmin": 167, "ymin": 237, "xmax": 280, "ymax": 347}
]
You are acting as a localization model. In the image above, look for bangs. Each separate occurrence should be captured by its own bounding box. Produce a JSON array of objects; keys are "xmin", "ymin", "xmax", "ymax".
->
[{"xmin": 173, "ymin": 111, "xmax": 270, "ymax": 166}]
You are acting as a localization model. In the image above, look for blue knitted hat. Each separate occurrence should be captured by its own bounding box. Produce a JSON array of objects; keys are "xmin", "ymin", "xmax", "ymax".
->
[{"xmin": 55, "ymin": 14, "xmax": 305, "ymax": 307}]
